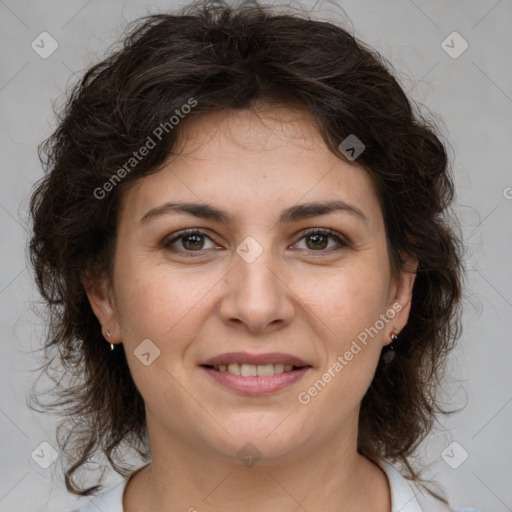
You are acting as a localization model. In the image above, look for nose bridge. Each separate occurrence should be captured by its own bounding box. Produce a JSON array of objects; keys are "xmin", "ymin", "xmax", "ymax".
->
[
  {"xmin": 220, "ymin": 244, "xmax": 294, "ymax": 332},
  {"xmin": 238, "ymin": 251, "xmax": 279, "ymax": 300}
]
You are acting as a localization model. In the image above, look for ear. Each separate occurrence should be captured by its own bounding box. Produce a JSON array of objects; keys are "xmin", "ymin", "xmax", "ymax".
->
[
  {"xmin": 385, "ymin": 252, "xmax": 418, "ymax": 344},
  {"xmin": 81, "ymin": 274, "xmax": 122, "ymax": 345}
]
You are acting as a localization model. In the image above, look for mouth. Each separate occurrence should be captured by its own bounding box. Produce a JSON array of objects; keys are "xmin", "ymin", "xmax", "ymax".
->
[
  {"xmin": 201, "ymin": 362, "xmax": 305, "ymax": 376},
  {"xmin": 199, "ymin": 352, "xmax": 312, "ymax": 395},
  {"xmin": 200, "ymin": 351, "xmax": 312, "ymax": 374}
]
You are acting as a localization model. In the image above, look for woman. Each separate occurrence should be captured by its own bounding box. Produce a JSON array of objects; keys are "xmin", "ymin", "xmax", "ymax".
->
[{"xmin": 28, "ymin": 1, "xmax": 468, "ymax": 511}]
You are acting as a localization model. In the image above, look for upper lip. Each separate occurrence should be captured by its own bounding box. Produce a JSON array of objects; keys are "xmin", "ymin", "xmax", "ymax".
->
[{"xmin": 200, "ymin": 352, "xmax": 311, "ymax": 367}]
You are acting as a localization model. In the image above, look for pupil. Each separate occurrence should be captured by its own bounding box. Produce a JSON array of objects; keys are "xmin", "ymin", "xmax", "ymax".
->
[
  {"xmin": 183, "ymin": 234, "xmax": 203, "ymax": 250},
  {"xmin": 307, "ymin": 234, "xmax": 327, "ymax": 250}
]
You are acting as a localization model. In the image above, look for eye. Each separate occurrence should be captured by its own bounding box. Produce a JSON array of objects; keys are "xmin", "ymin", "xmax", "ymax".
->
[
  {"xmin": 293, "ymin": 228, "xmax": 349, "ymax": 252},
  {"xmin": 163, "ymin": 229, "xmax": 221, "ymax": 254},
  {"xmin": 163, "ymin": 228, "xmax": 349, "ymax": 256}
]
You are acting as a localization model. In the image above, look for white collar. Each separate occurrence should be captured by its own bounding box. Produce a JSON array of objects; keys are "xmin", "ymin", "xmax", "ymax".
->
[{"xmin": 378, "ymin": 459, "xmax": 424, "ymax": 511}]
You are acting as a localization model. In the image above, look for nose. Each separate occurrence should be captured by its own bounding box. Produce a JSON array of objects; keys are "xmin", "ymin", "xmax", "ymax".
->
[{"xmin": 219, "ymin": 249, "xmax": 296, "ymax": 334}]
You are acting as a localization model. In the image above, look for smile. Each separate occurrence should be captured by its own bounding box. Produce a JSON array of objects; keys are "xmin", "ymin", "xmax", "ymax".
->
[
  {"xmin": 207, "ymin": 363, "xmax": 298, "ymax": 376},
  {"xmin": 199, "ymin": 352, "xmax": 312, "ymax": 395}
]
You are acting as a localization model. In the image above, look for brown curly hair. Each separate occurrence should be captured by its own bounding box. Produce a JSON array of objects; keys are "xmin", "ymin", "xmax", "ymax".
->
[{"xmin": 27, "ymin": 0, "xmax": 465, "ymax": 500}]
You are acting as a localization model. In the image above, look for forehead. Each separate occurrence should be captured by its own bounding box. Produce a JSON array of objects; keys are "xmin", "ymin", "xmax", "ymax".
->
[
  {"xmin": 173, "ymin": 105, "xmax": 324, "ymax": 154},
  {"xmin": 118, "ymin": 107, "xmax": 383, "ymax": 234}
]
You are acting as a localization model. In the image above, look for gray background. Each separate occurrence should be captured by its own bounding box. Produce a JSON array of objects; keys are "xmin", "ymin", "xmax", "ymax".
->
[{"xmin": 1, "ymin": 0, "xmax": 511, "ymax": 511}]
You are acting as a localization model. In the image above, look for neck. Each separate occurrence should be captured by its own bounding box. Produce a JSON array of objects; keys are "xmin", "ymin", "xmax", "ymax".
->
[{"xmin": 123, "ymin": 418, "xmax": 390, "ymax": 512}]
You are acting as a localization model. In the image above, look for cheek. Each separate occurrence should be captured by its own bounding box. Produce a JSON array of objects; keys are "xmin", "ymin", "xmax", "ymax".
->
[
  {"xmin": 296, "ymin": 269, "xmax": 389, "ymax": 426},
  {"xmin": 112, "ymin": 266, "xmax": 209, "ymax": 408},
  {"xmin": 113, "ymin": 259, "xmax": 210, "ymax": 344},
  {"xmin": 298, "ymin": 263, "xmax": 390, "ymax": 344}
]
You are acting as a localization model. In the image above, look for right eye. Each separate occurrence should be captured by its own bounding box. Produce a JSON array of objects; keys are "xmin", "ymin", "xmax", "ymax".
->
[{"xmin": 163, "ymin": 229, "xmax": 222, "ymax": 256}]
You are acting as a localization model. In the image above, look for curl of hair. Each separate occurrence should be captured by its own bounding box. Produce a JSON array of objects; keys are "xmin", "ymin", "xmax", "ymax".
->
[{"xmin": 28, "ymin": 0, "xmax": 464, "ymax": 500}]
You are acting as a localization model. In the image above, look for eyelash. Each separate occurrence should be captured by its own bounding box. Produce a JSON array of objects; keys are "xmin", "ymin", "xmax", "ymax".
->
[{"xmin": 163, "ymin": 228, "xmax": 349, "ymax": 256}]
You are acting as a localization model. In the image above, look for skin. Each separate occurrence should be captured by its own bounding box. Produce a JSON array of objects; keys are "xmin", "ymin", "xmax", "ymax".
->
[{"xmin": 84, "ymin": 105, "xmax": 417, "ymax": 512}]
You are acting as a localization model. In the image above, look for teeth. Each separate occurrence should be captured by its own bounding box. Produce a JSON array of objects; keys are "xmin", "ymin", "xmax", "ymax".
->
[
  {"xmin": 241, "ymin": 364, "xmax": 257, "ymax": 376},
  {"xmin": 274, "ymin": 364, "xmax": 285, "ymax": 374},
  {"xmin": 212, "ymin": 363, "xmax": 298, "ymax": 376},
  {"xmin": 256, "ymin": 364, "xmax": 274, "ymax": 377},
  {"xmin": 227, "ymin": 363, "xmax": 240, "ymax": 375}
]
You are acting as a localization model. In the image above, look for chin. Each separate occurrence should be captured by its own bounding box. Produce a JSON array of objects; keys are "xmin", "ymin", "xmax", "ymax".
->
[{"xmin": 204, "ymin": 414, "xmax": 309, "ymax": 463}]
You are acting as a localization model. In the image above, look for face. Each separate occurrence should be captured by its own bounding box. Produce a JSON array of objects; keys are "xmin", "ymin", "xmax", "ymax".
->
[{"xmin": 85, "ymin": 106, "xmax": 416, "ymax": 464}]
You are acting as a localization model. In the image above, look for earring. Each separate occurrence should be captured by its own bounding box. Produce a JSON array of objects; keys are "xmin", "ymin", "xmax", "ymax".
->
[
  {"xmin": 106, "ymin": 329, "xmax": 114, "ymax": 351},
  {"xmin": 382, "ymin": 333, "xmax": 398, "ymax": 363}
]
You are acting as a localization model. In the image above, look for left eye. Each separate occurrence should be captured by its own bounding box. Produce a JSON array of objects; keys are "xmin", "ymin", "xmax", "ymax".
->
[{"xmin": 293, "ymin": 229, "xmax": 348, "ymax": 251}]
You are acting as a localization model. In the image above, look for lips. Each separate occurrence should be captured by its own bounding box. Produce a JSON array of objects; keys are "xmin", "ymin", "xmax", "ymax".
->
[
  {"xmin": 200, "ymin": 352, "xmax": 311, "ymax": 368},
  {"xmin": 199, "ymin": 352, "xmax": 312, "ymax": 395}
]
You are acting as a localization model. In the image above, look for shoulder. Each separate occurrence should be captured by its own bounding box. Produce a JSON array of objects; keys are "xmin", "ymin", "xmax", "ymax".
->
[
  {"xmin": 408, "ymin": 480, "xmax": 480, "ymax": 512},
  {"xmin": 378, "ymin": 459, "xmax": 460, "ymax": 512},
  {"xmin": 406, "ymin": 479, "xmax": 452, "ymax": 512},
  {"xmin": 69, "ymin": 478, "xmax": 128, "ymax": 512}
]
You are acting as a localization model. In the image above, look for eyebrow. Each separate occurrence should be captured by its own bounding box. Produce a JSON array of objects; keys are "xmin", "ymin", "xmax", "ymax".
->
[{"xmin": 139, "ymin": 199, "xmax": 368, "ymax": 226}]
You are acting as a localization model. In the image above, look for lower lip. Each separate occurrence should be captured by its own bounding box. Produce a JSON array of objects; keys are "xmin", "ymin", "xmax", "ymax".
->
[{"xmin": 201, "ymin": 366, "xmax": 310, "ymax": 395}]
